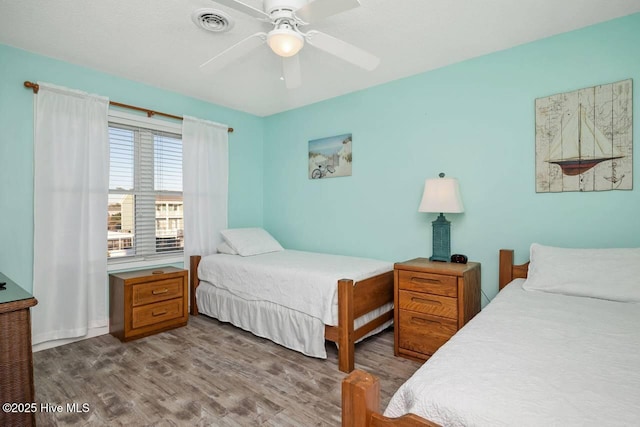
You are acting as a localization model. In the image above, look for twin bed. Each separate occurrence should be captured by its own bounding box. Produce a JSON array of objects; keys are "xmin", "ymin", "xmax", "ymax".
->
[
  {"xmin": 343, "ymin": 245, "xmax": 640, "ymax": 426},
  {"xmin": 189, "ymin": 229, "xmax": 395, "ymax": 373}
]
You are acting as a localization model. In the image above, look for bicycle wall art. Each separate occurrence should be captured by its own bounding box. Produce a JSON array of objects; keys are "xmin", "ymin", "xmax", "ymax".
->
[{"xmin": 308, "ymin": 133, "xmax": 352, "ymax": 179}]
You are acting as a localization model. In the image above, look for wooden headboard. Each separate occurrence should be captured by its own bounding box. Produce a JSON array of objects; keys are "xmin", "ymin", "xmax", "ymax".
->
[{"xmin": 498, "ymin": 249, "xmax": 529, "ymax": 290}]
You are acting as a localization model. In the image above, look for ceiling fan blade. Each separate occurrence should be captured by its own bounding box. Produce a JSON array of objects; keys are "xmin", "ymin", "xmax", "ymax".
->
[
  {"xmin": 200, "ymin": 32, "xmax": 267, "ymax": 72},
  {"xmin": 210, "ymin": 0, "xmax": 270, "ymax": 20},
  {"xmin": 305, "ymin": 30, "xmax": 380, "ymax": 71},
  {"xmin": 295, "ymin": 0, "xmax": 360, "ymax": 24},
  {"xmin": 282, "ymin": 56, "xmax": 302, "ymax": 89}
]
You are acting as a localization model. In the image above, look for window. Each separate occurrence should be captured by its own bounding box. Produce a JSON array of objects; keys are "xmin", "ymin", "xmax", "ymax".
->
[{"xmin": 108, "ymin": 111, "xmax": 183, "ymax": 260}]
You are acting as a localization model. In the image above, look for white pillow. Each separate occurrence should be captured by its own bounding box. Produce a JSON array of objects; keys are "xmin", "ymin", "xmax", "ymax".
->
[
  {"xmin": 523, "ymin": 243, "xmax": 640, "ymax": 302},
  {"xmin": 220, "ymin": 228, "xmax": 284, "ymax": 257},
  {"xmin": 216, "ymin": 241, "xmax": 237, "ymax": 255}
]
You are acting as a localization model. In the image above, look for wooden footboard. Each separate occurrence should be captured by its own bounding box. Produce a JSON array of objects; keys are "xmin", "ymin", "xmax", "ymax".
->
[
  {"xmin": 189, "ymin": 255, "xmax": 394, "ymax": 373},
  {"xmin": 326, "ymin": 271, "xmax": 395, "ymax": 373},
  {"xmin": 342, "ymin": 249, "xmax": 529, "ymax": 426}
]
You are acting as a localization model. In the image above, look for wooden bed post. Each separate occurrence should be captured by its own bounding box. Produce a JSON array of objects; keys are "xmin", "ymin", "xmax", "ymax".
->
[
  {"xmin": 499, "ymin": 249, "xmax": 514, "ymax": 290},
  {"xmin": 342, "ymin": 370, "xmax": 379, "ymax": 427},
  {"xmin": 189, "ymin": 255, "xmax": 201, "ymax": 316},
  {"xmin": 499, "ymin": 249, "xmax": 529, "ymax": 290},
  {"xmin": 338, "ymin": 278, "xmax": 355, "ymax": 373},
  {"xmin": 342, "ymin": 370, "xmax": 441, "ymax": 427}
]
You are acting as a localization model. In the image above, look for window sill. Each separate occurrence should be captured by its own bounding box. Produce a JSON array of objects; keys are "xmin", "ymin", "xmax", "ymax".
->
[{"xmin": 107, "ymin": 254, "xmax": 184, "ymax": 272}]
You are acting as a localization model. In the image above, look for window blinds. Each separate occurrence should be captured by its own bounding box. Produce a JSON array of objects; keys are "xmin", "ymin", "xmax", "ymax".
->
[{"xmin": 108, "ymin": 122, "xmax": 183, "ymax": 259}]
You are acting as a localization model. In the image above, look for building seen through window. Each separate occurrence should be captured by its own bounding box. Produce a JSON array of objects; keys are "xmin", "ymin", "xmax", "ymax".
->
[{"xmin": 107, "ymin": 195, "xmax": 183, "ymax": 257}]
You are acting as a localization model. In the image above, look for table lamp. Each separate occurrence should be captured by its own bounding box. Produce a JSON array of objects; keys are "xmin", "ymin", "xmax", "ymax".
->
[{"xmin": 418, "ymin": 173, "xmax": 464, "ymax": 262}]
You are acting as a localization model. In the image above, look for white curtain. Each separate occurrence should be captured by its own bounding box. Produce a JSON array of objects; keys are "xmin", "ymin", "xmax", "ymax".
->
[
  {"xmin": 32, "ymin": 83, "xmax": 110, "ymax": 345},
  {"xmin": 182, "ymin": 115, "xmax": 229, "ymax": 265}
]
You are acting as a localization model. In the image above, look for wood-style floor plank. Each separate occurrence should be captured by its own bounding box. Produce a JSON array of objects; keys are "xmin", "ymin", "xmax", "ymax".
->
[{"xmin": 33, "ymin": 315, "xmax": 420, "ymax": 426}]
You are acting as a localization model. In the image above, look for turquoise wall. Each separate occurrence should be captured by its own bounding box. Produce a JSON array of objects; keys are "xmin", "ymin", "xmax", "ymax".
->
[
  {"xmin": 263, "ymin": 13, "xmax": 640, "ymax": 302},
  {"xmin": 2, "ymin": 13, "xmax": 639, "ymax": 301},
  {"xmin": 0, "ymin": 44, "xmax": 264, "ymax": 292}
]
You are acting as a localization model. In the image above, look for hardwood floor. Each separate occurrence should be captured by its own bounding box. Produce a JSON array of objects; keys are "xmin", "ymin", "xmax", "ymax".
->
[{"xmin": 33, "ymin": 315, "xmax": 420, "ymax": 426}]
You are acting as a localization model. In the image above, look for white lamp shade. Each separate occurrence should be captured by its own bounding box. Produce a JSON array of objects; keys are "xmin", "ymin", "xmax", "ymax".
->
[
  {"xmin": 267, "ymin": 29, "xmax": 304, "ymax": 57},
  {"xmin": 418, "ymin": 177, "xmax": 464, "ymax": 213}
]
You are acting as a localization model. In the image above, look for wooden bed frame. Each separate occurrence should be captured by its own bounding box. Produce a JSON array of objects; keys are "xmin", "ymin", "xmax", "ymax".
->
[
  {"xmin": 189, "ymin": 254, "xmax": 394, "ymax": 373},
  {"xmin": 342, "ymin": 249, "xmax": 529, "ymax": 427}
]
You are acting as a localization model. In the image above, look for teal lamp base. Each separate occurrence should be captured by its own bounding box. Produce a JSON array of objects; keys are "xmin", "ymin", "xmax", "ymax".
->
[{"xmin": 429, "ymin": 213, "xmax": 451, "ymax": 262}]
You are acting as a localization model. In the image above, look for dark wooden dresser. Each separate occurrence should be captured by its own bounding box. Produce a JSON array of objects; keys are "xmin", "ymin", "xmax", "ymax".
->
[{"xmin": 0, "ymin": 272, "xmax": 38, "ymax": 427}]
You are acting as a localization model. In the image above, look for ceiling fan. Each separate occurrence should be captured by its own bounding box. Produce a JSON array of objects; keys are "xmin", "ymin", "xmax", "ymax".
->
[{"xmin": 200, "ymin": 0, "xmax": 380, "ymax": 89}]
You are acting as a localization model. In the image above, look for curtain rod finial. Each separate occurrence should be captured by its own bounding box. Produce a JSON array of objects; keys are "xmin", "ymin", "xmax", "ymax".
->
[{"xmin": 24, "ymin": 81, "xmax": 39, "ymax": 94}]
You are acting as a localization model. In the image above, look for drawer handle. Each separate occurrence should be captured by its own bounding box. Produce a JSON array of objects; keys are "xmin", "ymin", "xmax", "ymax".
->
[
  {"xmin": 152, "ymin": 310, "xmax": 168, "ymax": 317},
  {"xmin": 410, "ymin": 277, "xmax": 442, "ymax": 285},
  {"xmin": 411, "ymin": 317, "xmax": 440, "ymax": 326},
  {"xmin": 411, "ymin": 297, "xmax": 441, "ymax": 306},
  {"xmin": 152, "ymin": 288, "xmax": 169, "ymax": 295}
]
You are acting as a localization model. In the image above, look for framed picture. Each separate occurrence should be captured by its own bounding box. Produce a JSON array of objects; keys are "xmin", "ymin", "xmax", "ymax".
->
[
  {"xmin": 535, "ymin": 79, "xmax": 633, "ymax": 192},
  {"xmin": 308, "ymin": 133, "xmax": 352, "ymax": 179}
]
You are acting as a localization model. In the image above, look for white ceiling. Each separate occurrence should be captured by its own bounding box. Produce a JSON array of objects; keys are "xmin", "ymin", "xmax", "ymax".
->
[{"xmin": 1, "ymin": 0, "xmax": 639, "ymax": 117}]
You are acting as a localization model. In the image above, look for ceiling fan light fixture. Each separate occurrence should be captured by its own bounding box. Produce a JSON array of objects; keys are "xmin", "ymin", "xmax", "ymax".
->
[{"xmin": 267, "ymin": 27, "xmax": 304, "ymax": 57}]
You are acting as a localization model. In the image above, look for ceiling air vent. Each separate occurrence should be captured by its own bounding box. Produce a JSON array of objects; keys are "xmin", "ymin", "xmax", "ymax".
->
[{"xmin": 192, "ymin": 9, "xmax": 235, "ymax": 33}]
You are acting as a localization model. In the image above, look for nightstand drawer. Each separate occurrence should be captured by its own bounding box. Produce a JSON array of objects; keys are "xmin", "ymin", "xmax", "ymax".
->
[
  {"xmin": 398, "ymin": 270, "xmax": 457, "ymax": 297},
  {"xmin": 398, "ymin": 310, "xmax": 457, "ymax": 356},
  {"xmin": 132, "ymin": 298, "xmax": 184, "ymax": 329},
  {"xmin": 399, "ymin": 290, "xmax": 457, "ymax": 319},
  {"xmin": 132, "ymin": 278, "xmax": 184, "ymax": 307}
]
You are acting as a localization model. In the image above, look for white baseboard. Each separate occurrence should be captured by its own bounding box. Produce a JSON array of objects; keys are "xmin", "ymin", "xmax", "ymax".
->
[{"xmin": 32, "ymin": 326, "xmax": 110, "ymax": 352}]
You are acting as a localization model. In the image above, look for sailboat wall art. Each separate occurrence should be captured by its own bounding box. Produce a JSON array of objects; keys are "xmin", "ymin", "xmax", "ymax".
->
[{"xmin": 535, "ymin": 79, "xmax": 633, "ymax": 193}]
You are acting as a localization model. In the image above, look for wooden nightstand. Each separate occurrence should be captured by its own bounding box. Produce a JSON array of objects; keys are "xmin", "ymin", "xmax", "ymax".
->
[
  {"xmin": 109, "ymin": 267, "xmax": 188, "ymax": 341},
  {"xmin": 394, "ymin": 258, "xmax": 481, "ymax": 362}
]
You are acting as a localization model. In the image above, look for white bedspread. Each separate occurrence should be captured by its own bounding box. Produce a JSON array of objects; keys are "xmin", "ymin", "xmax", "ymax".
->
[
  {"xmin": 384, "ymin": 279, "xmax": 640, "ymax": 426},
  {"xmin": 197, "ymin": 250, "xmax": 392, "ymax": 325}
]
